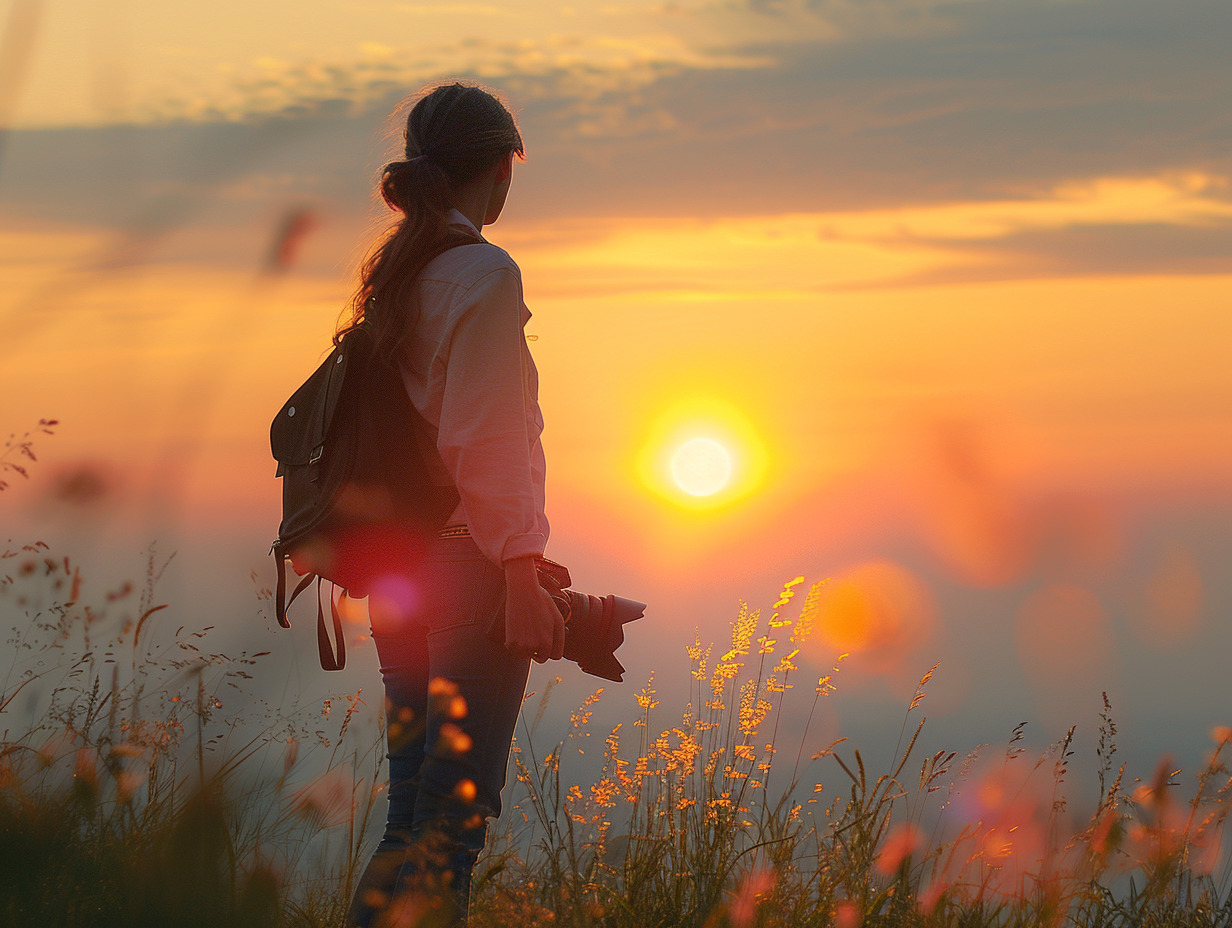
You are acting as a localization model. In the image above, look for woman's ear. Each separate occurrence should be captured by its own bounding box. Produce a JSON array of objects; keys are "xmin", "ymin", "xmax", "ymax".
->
[{"xmin": 494, "ymin": 150, "xmax": 514, "ymax": 184}]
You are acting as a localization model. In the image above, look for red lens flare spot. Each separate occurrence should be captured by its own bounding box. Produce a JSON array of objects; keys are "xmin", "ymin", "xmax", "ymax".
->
[
  {"xmin": 833, "ymin": 900, "xmax": 862, "ymax": 928},
  {"xmin": 367, "ymin": 575, "xmax": 422, "ymax": 631},
  {"xmin": 876, "ymin": 824, "xmax": 923, "ymax": 875}
]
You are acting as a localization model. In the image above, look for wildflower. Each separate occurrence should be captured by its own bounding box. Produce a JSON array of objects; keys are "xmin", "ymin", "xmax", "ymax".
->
[
  {"xmin": 788, "ymin": 580, "xmax": 824, "ymax": 643},
  {"xmin": 772, "ymin": 576, "xmax": 806, "ymax": 613},
  {"xmin": 737, "ymin": 682, "xmax": 771, "ymax": 735},
  {"xmin": 724, "ymin": 601, "xmax": 759, "ymax": 663},
  {"xmin": 773, "ymin": 648, "xmax": 800, "ymax": 676},
  {"xmin": 591, "ymin": 778, "xmax": 619, "ymax": 808},
  {"xmin": 635, "ymin": 679, "xmax": 656, "ymax": 711},
  {"xmin": 709, "ymin": 663, "xmax": 738, "ymax": 696},
  {"xmin": 910, "ymin": 662, "xmax": 941, "ymax": 712},
  {"xmin": 816, "ymin": 654, "xmax": 847, "ymax": 696}
]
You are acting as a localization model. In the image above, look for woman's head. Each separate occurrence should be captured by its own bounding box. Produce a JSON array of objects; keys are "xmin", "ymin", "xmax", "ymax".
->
[
  {"xmin": 381, "ymin": 83, "xmax": 524, "ymax": 222},
  {"xmin": 339, "ymin": 82, "xmax": 523, "ymax": 355}
]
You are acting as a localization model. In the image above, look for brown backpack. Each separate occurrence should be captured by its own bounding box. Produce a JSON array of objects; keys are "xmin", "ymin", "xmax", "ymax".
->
[{"xmin": 270, "ymin": 240, "xmax": 478, "ymax": 669}]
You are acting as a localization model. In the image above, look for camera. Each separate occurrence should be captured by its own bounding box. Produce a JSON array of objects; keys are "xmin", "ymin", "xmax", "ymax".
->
[{"xmin": 489, "ymin": 556, "xmax": 644, "ymax": 682}]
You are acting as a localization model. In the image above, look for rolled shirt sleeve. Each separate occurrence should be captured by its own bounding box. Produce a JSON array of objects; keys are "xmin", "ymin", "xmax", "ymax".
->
[{"xmin": 435, "ymin": 265, "xmax": 549, "ymax": 565}]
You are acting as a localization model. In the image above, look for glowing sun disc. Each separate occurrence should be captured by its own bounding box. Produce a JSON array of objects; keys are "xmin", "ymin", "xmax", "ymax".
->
[{"xmin": 671, "ymin": 438, "xmax": 732, "ymax": 496}]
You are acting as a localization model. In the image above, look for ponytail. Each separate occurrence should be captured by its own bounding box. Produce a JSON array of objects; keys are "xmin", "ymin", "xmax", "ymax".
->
[{"xmin": 337, "ymin": 83, "xmax": 523, "ymax": 361}]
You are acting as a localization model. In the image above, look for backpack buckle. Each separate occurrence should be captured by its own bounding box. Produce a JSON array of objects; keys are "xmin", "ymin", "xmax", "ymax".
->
[{"xmin": 309, "ymin": 444, "xmax": 323, "ymax": 464}]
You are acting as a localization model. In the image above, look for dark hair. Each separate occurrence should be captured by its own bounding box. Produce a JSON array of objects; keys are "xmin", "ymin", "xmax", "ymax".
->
[{"xmin": 336, "ymin": 82, "xmax": 524, "ymax": 358}]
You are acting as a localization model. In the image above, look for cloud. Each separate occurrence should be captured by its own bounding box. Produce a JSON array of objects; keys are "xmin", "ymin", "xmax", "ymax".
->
[
  {"xmin": 82, "ymin": 33, "xmax": 775, "ymax": 128},
  {"xmin": 555, "ymin": 0, "xmax": 1232, "ymax": 210},
  {"xmin": 878, "ymin": 221, "xmax": 1232, "ymax": 287},
  {"xmin": 1, "ymin": 0, "xmax": 1229, "ymax": 276},
  {"xmin": 505, "ymin": 172, "xmax": 1232, "ymax": 297}
]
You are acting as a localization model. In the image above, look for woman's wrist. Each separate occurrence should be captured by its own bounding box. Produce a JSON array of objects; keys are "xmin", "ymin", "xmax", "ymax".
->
[{"xmin": 502, "ymin": 554, "xmax": 540, "ymax": 589}]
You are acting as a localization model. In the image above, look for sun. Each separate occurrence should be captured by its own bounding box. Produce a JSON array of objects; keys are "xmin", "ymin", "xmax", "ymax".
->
[
  {"xmin": 671, "ymin": 438, "xmax": 732, "ymax": 496},
  {"xmin": 634, "ymin": 394, "xmax": 768, "ymax": 511}
]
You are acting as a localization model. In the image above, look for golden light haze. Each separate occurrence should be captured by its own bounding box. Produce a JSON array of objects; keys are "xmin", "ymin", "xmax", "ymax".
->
[
  {"xmin": 5, "ymin": 182, "xmax": 1229, "ymax": 545},
  {"xmin": 4, "ymin": 0, "xmax": 1232, "ymax": 774}
]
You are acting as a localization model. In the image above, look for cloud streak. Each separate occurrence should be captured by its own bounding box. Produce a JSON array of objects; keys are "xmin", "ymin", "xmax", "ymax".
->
[
  {"xmin": 30, "ymin": 33, "xmax": 774, "ymax": 129},
  {"xmin": 508, "ymin": 172, "xmax": 1232, "ymax": 297},
  {"xmin": 2, "ymin": 0, "xmax": 1228, "ymax": 289}
]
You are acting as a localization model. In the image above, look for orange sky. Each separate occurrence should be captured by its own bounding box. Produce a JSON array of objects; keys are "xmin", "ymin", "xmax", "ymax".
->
[{"xmin": 5, "ymin": 173, "xmax": 1229, "ymax": 541}]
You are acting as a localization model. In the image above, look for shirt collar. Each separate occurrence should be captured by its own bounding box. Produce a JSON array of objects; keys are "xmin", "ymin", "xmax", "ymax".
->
[{"xmin": 446, "ymin": 208, "xmax": 482, "ymax": 237}]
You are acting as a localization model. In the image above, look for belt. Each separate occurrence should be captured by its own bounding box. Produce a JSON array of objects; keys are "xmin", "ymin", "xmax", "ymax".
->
[{"xmin": 437, "ymin": 523, "xmax": 470, "ymax": 538}]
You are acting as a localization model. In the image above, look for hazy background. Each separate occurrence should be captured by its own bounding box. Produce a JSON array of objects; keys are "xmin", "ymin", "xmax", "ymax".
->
[{"xmin": 2, "ymin": 0, "xmax": 1230, "ymax": 802}]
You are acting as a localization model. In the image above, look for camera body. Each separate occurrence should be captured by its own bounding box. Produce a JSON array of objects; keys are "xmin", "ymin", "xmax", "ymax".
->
[{"xmin": 488, "ymin": 556, "xmax": 644, "ymax": 682}]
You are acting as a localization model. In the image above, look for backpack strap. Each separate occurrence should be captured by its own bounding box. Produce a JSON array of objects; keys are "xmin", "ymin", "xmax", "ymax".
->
[
  {"xmin": 273, "ymin": 543, "xmax": 315, "ymax": 630},
  {"xmin": 273, "ymin": 548, "xmax": 344, "ymax": 671},
  {"xmin": 316, "ymin": 579, "xmax": 347, "ymax": 672}
]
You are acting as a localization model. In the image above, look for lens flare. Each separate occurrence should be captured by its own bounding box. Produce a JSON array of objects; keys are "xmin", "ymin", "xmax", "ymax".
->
[{"xmin": 670, "ymin": 438, "xmax": 732, "ymax": 496}]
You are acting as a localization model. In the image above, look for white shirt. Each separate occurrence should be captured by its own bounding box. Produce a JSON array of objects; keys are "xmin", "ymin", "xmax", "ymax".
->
[{"xmin": 396, "ymin": 209, "xmax": 549, "ymax": 565}]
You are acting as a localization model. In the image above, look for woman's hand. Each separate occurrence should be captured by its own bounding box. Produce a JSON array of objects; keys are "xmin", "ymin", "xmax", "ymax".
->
[{"xmin": 502, "ymin": 555, "xmax": 565, "ymax": 662}]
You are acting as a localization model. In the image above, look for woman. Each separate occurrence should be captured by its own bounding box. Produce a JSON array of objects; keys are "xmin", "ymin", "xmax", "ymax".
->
[{"xmin": 340, "ymin": 82, "xmax": 564, "ymax": 927}]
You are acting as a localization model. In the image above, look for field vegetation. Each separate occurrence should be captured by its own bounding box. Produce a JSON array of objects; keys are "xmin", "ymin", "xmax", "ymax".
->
[{"xmin": 2, "ymin": 424, "xmax": 1230, "ymax": 927}]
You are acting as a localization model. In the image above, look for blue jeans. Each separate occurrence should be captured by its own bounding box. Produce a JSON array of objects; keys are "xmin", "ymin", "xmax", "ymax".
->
[{"xmin": 346, "ymin": 534, "xmax": 531, "ymax": 927}]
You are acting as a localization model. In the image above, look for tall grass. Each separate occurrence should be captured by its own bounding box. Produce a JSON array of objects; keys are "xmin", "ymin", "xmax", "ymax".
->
[
  {"xmin": 471, "ymin": 577, "xmax": 1231, "ymax": 928},
  {"xmin": 2, "ymin": 527, "xmax": 1229, "ymax": 926},
  {"xmin": 0, "ymin": 540, "xmax": 385, "ymax": 927}
]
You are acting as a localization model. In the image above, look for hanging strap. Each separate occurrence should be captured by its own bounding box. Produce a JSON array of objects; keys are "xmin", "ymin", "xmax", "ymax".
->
[
  {"xmin": 316, "ymin": 579, "xmax": 347, "ymax": 671},
  {"xmin": 272, "ymin": 547, "xmax": 346, "ymax": 671},
  {"xmin": 273, "ymin": 544, "xmax": 315, "ymax": 630}
]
